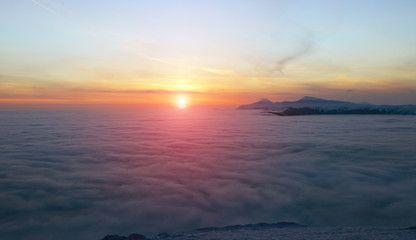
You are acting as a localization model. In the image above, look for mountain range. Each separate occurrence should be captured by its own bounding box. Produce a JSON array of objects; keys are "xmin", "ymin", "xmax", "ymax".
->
[{"xmin": 238, "ymin": 96, "xmax": 416, "ymax": 115}]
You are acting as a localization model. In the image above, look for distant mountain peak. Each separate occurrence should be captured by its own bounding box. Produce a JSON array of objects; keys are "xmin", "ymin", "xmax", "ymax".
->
[
  {"xmin": 299, "ymin": 96, "xmax": 325, "ymax": 101},
  {"xmin": 257, "ymin": 98, "xmax": 273, "ymax": 103}
]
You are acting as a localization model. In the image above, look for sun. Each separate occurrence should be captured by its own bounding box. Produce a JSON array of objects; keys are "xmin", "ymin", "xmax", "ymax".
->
[{"xmin": 176, "ymin": 95, "xmax": 188, "ymax": 109}]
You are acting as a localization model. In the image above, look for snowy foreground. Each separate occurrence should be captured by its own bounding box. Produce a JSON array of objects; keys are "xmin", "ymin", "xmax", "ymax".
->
[{"xmin": 101, "ymin": 222, "xmax": 416, "ymax": 240}]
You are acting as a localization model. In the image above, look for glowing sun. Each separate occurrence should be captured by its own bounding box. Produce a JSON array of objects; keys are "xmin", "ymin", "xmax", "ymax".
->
[{"xmin": 176, "ymin": 95, "xmax": 188, "ymax": 109}]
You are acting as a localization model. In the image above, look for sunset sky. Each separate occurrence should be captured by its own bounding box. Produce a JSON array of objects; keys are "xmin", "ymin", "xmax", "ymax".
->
[{"xmin": 1, "ymin": 0, "xmax": 416, "ymax": 106}]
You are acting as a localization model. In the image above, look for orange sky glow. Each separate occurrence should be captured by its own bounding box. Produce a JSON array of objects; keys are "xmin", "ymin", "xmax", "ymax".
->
[{"xmin": 1, "ymin": 1, "xmax": 416, "ymax": 109}]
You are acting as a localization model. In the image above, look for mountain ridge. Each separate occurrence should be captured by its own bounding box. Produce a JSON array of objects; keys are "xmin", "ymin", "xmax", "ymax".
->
[{"xmin": 238, "ymin": 97, "xmax": 416, "ymax": 115}]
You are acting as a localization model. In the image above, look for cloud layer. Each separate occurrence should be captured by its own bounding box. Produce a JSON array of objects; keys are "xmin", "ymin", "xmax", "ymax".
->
[{"xmin": 1, "ymin": 109, "xmax": 416, "ymax": 239}]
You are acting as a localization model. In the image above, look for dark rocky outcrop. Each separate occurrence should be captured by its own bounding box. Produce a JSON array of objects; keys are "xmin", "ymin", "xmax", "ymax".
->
[
  {"xmin": 269, "ymin": 107, "xmax": 394, "ymax": 116},
  {"xmin": 101, "ymin": 233, "xmax": 148, "ymax": 240}
]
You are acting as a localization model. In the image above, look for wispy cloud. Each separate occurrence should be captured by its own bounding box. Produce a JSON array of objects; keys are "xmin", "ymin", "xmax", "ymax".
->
[
  {"xmin": 272, "ymin": 37, "xmax": 315, "ymax": 74},
  {"xmin": 31, "ymin": 0, "xmax": 60, "ymax": 17},
  {"xmin": 30, "ymin": 0, "xmax": 172, "ymax": 66},
  {"xmin": 74, "ymin": 88, "xmax": 204, "ymax": 95}
]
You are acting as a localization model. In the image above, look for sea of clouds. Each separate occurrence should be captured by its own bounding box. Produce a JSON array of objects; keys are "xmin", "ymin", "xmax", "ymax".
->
[{"xmin": 1, "ymin": 108, "xmax": 416, "ymax": 240}]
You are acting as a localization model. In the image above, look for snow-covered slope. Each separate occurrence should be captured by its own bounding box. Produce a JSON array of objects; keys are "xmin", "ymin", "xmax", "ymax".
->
[
  {"xmin": 101, "ymin": 222, "xmax": 416, "ymax": 240},
  {"xmin": 238, "ymin": 96, "xmax": 416, "ymax": 115}
]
